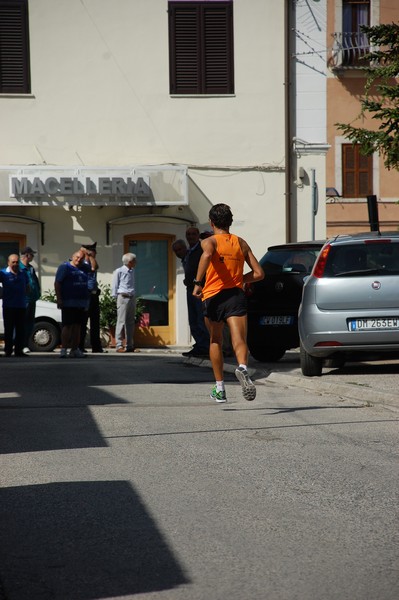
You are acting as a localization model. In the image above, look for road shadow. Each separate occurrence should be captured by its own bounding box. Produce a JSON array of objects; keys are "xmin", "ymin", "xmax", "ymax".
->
[
  {"xmin": 0, "ymin": 480, "xmax": 188, "ymax": 600},
  {"xmin": 0, "ymin": 355, "xmax": 214, "ymax": 454}
]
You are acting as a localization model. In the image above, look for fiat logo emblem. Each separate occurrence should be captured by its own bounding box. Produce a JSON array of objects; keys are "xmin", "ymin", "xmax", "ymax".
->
[
  {"xmin": 275, "ymin": 281, "xmax": 284, "ymax": 292},
  {"xmin": 372, "ymin": 281, "xmax": 381, "ymax": 290}
]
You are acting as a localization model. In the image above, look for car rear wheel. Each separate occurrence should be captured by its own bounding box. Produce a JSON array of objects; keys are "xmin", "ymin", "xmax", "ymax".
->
[
  {"xmin": 300, "ymin": 343, "xmax": 322, "ymax": 377},
  {"xmin": 249, "ymin": 346, "xmax": 286, "ymax": 362},
  {"xmin": 29, "ymin": 321, "xmax": 60, "ymax": 352}
]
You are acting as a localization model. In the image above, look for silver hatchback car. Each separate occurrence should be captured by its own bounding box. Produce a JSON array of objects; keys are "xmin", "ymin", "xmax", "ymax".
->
[{"xmin": 299, "ymin": 231, "xmax": 399, "ymax": 376}]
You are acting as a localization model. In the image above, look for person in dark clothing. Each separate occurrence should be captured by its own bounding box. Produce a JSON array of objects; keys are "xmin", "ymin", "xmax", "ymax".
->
[
  {"xmin": 0, "ymin": 254, "xmax": 29, "ymax": 357},
  {"xmin": 173, "ymin": 227, "xmax": 210, "ymax": 357},
  {"xmin": 55, "ymin": 249, "xmax": 93, "ymax": 358},
  {"xmin": 78, "ymin": 242, "xmax": 105, "ymax": 353},
  {"xmin": 19, "ymin": 246, "xmax": 41, "ymax": 354}
]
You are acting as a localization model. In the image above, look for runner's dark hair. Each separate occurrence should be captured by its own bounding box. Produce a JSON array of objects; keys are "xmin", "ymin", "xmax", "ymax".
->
[{"xmin": 209, "ymin": 203, "xmax": 233, "ymax": 230}]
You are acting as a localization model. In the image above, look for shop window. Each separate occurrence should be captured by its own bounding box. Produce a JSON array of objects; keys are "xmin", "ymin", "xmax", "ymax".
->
[
  {"xmin": 168, "ymin": 1, "xmax": 234, "ymax": 95},
  {"xmin": 342, "ymin": 144, "xmax": 373, "ymax": 198},
  {"xmin": 0, "ymin": 0, "xmax": 31, "ymax": 93}
]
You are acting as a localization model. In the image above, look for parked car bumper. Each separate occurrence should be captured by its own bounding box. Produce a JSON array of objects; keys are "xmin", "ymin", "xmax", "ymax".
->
[{"xmin": 299, "ymin": 305, "xmax": 399, "ymax": 357}]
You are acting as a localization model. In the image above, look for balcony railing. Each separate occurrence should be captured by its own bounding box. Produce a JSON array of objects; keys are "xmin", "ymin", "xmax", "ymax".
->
[{"xmin": 330, "ymin": 31, "xmax": 370, "ymax": 69}]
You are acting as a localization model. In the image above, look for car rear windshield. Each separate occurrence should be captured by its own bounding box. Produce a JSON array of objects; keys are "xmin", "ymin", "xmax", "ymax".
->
[
  {"xmin": 323, "ymin": 242, "xmax": 399, "ymax": 277},
  {"xmin": 261, "ymin": 248, "xmax": 321, "ymax": 275}
]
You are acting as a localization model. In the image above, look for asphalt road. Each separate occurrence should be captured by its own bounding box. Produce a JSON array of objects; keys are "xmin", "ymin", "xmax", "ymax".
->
[{"xmin": 0, "ymin": 350, "xmax": 398, "ymax": 600}]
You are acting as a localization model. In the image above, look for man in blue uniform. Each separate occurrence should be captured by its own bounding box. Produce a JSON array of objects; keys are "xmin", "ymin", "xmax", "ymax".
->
[
  {"xmin": 0, "ymin": 254, "xmax": 29, "ymax": 357},
  {"xmin": 55, "ymin": 249, "xmax": 92, "ymax": 358}
]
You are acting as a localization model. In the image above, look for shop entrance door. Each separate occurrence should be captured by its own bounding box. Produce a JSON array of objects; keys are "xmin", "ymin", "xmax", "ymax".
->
[{"xmin": 126, "ymin": 234, "xmax": 175, "ymax": 347}]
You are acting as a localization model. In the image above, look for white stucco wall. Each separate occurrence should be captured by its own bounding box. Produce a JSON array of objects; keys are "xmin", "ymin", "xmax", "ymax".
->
[
  {"xmin": 0, "ymin": 0, "xmax": 285, "ymax": 169},
  {"xmin": 295, "ymin": 0, "xmax": 327, "ymax": 144},
  {"xmin": 292, "ymin": 0, "xmax": 328, "ymax": 241},
  {"xmin": 0, "ymin": 0, "xmax": 288, "ymax": 247}
]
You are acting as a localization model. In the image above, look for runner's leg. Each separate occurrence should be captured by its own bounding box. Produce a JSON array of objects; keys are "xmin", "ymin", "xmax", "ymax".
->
[
  {"xmin": 207, "ymin": 318, "xmax": 225, "ymax": 381},
  {"xmin": 226, "ymin": 315, "xmax": 248, "ymax": 366}
]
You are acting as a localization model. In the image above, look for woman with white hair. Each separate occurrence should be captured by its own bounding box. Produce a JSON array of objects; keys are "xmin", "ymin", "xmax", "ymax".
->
[{"xmin": 111, "ymin": 253, "xmax": 137, "ymax": 352}]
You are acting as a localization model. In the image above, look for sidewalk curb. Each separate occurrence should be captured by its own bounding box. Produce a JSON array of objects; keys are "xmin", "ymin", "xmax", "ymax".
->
[
  {"xmin": 184, "ymin": 356, "xmax": 399, "ymax": 413},
  {"xmin": 263, "ymin": 371, "xmax": 399, "ymax": 413}
]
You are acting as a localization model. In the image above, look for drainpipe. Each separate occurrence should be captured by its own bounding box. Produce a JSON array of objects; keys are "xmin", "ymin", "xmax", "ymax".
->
[{"xmin": 284, "ymin": 0, "xmax": 293, "ymax": 242}]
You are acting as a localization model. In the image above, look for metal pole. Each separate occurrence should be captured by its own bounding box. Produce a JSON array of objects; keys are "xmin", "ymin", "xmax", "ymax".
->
[
  {"xmin": 284, "ymin": 0, "xmax": 293, "ymax": 242},
  {"xmin": 311, "ymin": 168, "xmax": 317, "ymax": 240}
]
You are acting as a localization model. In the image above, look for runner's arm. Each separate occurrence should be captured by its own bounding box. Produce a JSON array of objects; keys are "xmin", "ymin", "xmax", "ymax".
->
[
  {"xmin": 240, "ymin": 239, "xmax": 264, "ymax": 285},
  {"xmin": 192, "ymin": 237, "xmax": 216, "ymax": 297}
]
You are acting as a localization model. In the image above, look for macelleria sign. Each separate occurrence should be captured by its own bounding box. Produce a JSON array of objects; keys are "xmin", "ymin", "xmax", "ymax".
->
[{"xmin": 2, "ymin": 166, "xmax": 188, "ymax": 206}]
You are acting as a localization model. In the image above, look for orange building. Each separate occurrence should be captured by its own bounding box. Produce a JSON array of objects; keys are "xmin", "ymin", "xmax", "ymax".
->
[{"xmin": 326, "ymin": 0, "xmax": 399, "ymax": 236}]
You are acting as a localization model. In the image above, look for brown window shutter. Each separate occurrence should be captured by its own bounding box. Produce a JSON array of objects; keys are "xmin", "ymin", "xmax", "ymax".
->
[
  {"xmin": 169, "ymin": 4, "xmax": 201, "ymax": 94},
  {"xmin": 203, "ymin": 4, "xmax": 234, "ymax": 94},
  {"xmin": 169, "ymin": 1, "xmax": 234, "ymax": 95},
  {"xmin": 0, "ymin": 0, "xmax": 30, "ymax": 93},
  {"xmin": 342, "ymin": 144, "xmax": 373, "ymax": 198},
  {"xmin": 342, "ymin": 145, "xmax": 355, "ymax": 197}
]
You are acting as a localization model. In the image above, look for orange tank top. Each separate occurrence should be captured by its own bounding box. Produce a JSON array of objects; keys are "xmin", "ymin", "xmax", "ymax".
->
[{"xmin": 202, "ymin": 233, "xmax": 245, "ymax": 300}]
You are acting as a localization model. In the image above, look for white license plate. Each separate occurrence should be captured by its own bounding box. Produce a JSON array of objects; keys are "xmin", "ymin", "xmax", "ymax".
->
[
  {"xmin": 260, "ymin": 315, "xmax": 294, "ymax": 325},
  {"xmin": 349, "ymin": 318, "xmax": 399, "ymax": 331}
]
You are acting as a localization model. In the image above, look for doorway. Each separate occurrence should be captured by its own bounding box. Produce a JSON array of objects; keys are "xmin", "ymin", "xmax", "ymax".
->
[
  {"xmin": 125, "ymin": 233, "xmax": 175, "ymax": 347},
  {"xmin": 0, "ymin": 233, "xmax": 27, "ymax": 269}
]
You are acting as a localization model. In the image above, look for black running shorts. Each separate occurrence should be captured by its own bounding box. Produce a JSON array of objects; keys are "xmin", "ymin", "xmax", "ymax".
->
[{"xmin": 202, "ymin": 287, "xmax": 247, "ymax": 322}]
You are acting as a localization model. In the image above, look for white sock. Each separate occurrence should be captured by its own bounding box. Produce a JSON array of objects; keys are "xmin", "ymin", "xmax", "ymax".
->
[
  {"xmin": 238, "ymin": 364, "xmax": 247, "ymax": 370},
  {"xmin": 216, "ymin": 380, "xmax": 225, "ymax": 392}
]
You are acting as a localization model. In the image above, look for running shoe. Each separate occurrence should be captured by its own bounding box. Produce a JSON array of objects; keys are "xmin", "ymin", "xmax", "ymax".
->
[
  {"xmin": 235, "ymin": 367, "xmax": 256, "ymax": 401},
  {"xmin": 210, "ymin": 386, "xmax": 227, "ymax": 403},
  {"xmin": 60, "ymin": 348, "xmax": 67, "ymax": 358}
]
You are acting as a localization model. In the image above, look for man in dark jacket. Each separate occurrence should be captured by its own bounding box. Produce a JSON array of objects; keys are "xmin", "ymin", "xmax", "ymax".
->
[
  {"xmin": 177, "ymin": 227, "xmax": 210, "ymax": 357},
  {"xmin": 78, "ymin": 242, "xmax": 105, "ymax": 353}
]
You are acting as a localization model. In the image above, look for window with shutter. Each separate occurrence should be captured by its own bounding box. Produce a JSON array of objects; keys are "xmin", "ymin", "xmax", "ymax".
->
[
  {"xmin": 342, "ymin": 144, "xmax": 373, "ymax": 198},
  {"xmin": 0, "ymin": 0, "xmax": 30, "ymax": 93},
  {"xmin": 169, "ymin": 1, "xmax": 234, "ymax": 95}
]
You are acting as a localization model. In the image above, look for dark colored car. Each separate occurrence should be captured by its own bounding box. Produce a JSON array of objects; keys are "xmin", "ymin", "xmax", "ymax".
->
[{"xmin": 246, "ymin": 241, "xmax": 324, "ymax": 362}]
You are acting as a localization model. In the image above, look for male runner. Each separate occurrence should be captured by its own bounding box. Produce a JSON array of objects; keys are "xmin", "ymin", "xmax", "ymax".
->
[{"xmin": 193, "ymin": 203, "xmax": 264, "ymax": 402}]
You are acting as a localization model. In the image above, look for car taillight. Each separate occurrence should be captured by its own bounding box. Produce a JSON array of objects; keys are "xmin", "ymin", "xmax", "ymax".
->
[{"xmin": 313, "ymin": 244, "xmax": 331, "ymax": 278}]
